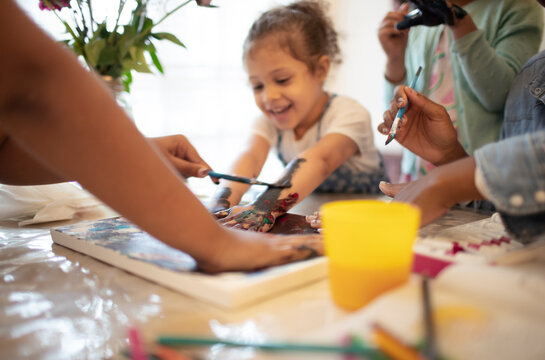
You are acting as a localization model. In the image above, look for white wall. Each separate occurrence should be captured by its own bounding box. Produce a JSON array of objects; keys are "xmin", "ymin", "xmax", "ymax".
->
[{"xmin": 16, "ymin": 1, "xmax": 545, "ymax": 195}]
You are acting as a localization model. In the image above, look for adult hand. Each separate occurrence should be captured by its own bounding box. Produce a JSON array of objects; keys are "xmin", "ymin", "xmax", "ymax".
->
[
  {"xmin": 198, "ymin": 228, "xmax": 323, "ymax": 273},
  {"xmin": 379, "ymin": 156, "xmax": 481, "ymax": 226},
  {"xmin": 150, "ymin": 135, "xmax": 215, "ymax": 179},
  {"xmin": 396, "ymin": 0, "xmax": 467, "ymax": 30},
  {"xmin": 378, "ymin": 3, "xmax": 410, "ymax": 83},
  {"xmin": 378, "ymin": 86, "xmax": 467, "ymax": 166}
]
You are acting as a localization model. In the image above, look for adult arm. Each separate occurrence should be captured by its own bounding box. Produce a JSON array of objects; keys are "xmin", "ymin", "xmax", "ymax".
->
[
  {"xmin": 380, "ymin": 156, "xmax": 482, "ymax": 226},
  {"xmin": 0, "ymin": 134, "xmax": 214, "ymax": 185},
  {"xmin": 450, "ymin": 1, "xmax": 543, "ymax": 111},
  {"xmin": 474, "ymin": 131, "xmax": 545, "ymax": 216},
  {"xmin": 0, "ymin": 0, "xmax": 322, "ymax": 272}
]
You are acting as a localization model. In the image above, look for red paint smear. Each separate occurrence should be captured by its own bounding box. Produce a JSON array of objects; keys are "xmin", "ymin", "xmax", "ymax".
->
[
  {"xmin": 411, "ymin": 253, "xmax": 452, "ymax": 278},
  {"xmin": 446, "ymin": 242, "xmax": 465, "ymax": 255},
  {"xmin": 467, "ymin": 236, "xmax": 511, "ymax": 250}
]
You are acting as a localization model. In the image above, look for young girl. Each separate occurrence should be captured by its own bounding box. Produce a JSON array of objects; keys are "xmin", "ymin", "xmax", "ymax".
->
[
  {"xmin": 208, "ymin": 0, "xmax": 387, "ymax": 232},
  {"xmin": 378, "ymin": 0, "xmax": 543, "ymax": 180}
]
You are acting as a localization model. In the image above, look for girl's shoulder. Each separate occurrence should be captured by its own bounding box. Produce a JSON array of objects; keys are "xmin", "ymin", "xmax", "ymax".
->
[{"xmin": 328, "ymin": 94, "xmax": 370, "ymax": 117}]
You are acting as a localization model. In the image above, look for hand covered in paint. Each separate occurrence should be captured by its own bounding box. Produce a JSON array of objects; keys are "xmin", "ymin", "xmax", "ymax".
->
[
  {"xmin": 149, "ymin": 135, "xmax": 216, "ymax": 180},
  {"xmin": 216, "ymin": 205, "xmax": 279, "ymax": 232},
  {"xmin": 378, "ymin": 86, "xmax": 467, "ymax": 166},
  {"xmin": 396, "ymin": 0, "xmax": 467, "ymax": 30},
  {"xmin": 216, "ymin": 193, "xmax": 299, "ymax": 232}
]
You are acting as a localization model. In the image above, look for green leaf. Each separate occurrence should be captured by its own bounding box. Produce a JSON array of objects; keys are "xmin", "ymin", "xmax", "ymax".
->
[
  {"xmin": 97, "ymin": 45, "xmax": 118, "ymax": 66},
  {"xmin": 133, "ymin": 48, "xmax": 152, "ymax": 73},
  {"xmin": 84, "ymin": 38, "xmax": 106, "ymax": 68},
  {"xmin": 149, "ymin": 50, "xmax": 164, "ymax": 74},
  {"xmin": 122, "ymin": 71, "xmax": 133, "ymax": 93},
  {"xmin": 141, "ymin": 18, "xmax": 154, "ymax": 33},
  {"xmin": 151, "ymin": 32, "xmax": 186, "ymax": 48}
]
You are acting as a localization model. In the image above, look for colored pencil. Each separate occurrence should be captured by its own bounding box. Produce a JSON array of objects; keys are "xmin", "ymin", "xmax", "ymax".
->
[
  {"xmin": 421, "ymin": 276, "xmax": 438, "ymax": 360},
  {"xmin": 371, "ymin": 323, "xmax": 421, "ymax": 360},
  {"xmin": 385, "ymin": 66, "xmax": 423, "ymax": 145},
  {"xmin": 208, "ymin": 170, "xmax": 289, "ymax": 188},
  {"xmin": 156, "ymin": 335, "xmax": 383, "ymax": 358},
  {"xmin": 128, "ymin": 326, "xmax": 147, "ymax": 360}
]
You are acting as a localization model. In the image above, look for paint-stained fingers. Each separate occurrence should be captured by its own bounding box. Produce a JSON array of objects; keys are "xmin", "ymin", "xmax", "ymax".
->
[
  {"xmin": 212, "ymin": 209, "xmax": 230, "ymax": 219},
  {"xmin": 247, "ymin": 224, "xmax": 260, "ymax": 232},
  {"xmin": 266, "ymin": 235, "xmax": 324, "ymax": 265},
  {"xmin": 218, "ymin": 218, "xmax": 239, "ymax": 226}
]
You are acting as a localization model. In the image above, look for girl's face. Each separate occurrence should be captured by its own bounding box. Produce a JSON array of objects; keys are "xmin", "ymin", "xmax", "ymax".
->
[{"xmin": 244, "ymin": 40, "xmax": 329, "ymax": 134}]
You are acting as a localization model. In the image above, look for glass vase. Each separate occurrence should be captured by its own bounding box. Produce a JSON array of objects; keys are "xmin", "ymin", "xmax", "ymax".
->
[{"xmin": 100, "ymin": 75, "xmax": 133, "ymax": 119}]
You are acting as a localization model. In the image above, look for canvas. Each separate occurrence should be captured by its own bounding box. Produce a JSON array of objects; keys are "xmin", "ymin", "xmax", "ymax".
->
[{"xmin": 50, "ymin": 215, "xmax": 326, "ymax": 309}]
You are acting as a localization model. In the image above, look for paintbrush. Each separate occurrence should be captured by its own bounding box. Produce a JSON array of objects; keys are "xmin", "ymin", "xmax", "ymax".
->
[
  {"xmin": 156, "ymin": 335, "xmax": 383, "ymax": 358},
  {"xmin": 422, "ymin": 276, "xmax": 439, "ymax": 360},
  {"xmin": 385, "ymin": 66, "xmax": 423, "ymax": 145},
  {"xmin": 208, "ymin": 171, "xmax": 289, "ymax": 188}
]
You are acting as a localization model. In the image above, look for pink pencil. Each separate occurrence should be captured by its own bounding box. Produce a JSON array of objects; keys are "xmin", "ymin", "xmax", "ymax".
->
[{"xmin": 128, "ymin": 326, "xmax": 147, "ymax": 360}]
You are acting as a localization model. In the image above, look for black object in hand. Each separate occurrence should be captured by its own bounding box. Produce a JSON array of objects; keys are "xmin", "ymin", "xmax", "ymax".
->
[{"xmin": 396, "ymin": 0, "xmax": 467, "ymax": 30}]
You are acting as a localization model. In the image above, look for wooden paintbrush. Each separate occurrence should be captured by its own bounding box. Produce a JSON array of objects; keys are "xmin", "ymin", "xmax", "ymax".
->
[
  {"xmin": 208, "ymin": 171, "xmax": 289, "ymax": 188},
  {"xmin": 385, "ymin": 66, "xmax": 423, "ymax": 145}
]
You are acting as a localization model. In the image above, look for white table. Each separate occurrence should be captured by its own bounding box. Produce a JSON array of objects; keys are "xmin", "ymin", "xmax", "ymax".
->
[{"xmin": 0, "ymin": 194, "xmax": 500, "ymax": 360}]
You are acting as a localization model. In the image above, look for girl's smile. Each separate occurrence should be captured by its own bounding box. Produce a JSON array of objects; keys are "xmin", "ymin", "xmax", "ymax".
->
[{"xmin": 245, "ymin": 39, "xmax": 329, "ymax": 138}]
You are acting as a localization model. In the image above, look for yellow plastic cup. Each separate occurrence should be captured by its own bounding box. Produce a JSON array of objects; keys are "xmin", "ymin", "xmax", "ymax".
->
[{"xmin": 321, "ymin": 200, "xmax": 420, "ymax": 311}]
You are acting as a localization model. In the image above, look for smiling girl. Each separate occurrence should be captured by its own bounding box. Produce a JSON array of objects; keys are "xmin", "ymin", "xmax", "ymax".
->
[{"xmin": 209, "ymin": 0, "xmax": 387, "ymax": 232}]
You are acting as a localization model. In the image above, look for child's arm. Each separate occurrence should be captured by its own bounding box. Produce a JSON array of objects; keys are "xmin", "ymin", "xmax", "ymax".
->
[
  {"xmin": 208, "ymin": 134, "xmax": 270, "ymax": 213},
  {"xmin": 218, "ymin": 134, "xmax": 358, "ymax": 232}
]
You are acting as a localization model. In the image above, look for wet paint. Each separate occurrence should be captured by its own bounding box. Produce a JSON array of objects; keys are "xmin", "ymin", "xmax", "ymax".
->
[{"xmin": 210, "ymin": 187, "xmax": 232, "ymax": 214}]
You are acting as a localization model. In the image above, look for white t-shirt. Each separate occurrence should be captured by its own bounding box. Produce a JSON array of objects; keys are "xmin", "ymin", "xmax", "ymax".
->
[{"xmin": 252, "ymin": 94, "xmax": 381, "ymax": 174}]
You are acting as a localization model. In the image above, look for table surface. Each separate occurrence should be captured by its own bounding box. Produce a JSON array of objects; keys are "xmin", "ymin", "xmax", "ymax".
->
[{"xmin": 0, "ymin": 193, "xmax": 497, "ymax": 360}]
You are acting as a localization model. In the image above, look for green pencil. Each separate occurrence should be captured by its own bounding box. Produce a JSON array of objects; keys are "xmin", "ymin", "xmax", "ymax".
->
[{"xmin": 157, "ymin": 335, "xmax": 385, "ymax": 359}]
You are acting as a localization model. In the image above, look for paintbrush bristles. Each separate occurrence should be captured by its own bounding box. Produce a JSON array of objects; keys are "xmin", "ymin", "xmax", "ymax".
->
[{"xmin": 385, "ymin": 134, "xmax": 395, "ymax": 145}]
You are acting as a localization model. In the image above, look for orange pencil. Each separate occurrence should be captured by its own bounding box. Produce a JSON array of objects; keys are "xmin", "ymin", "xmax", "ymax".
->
[
  {"xmin": 371, "ymin": 323, "xmax": 421, "ymax": 360},
  {"xmin": 155, "ymin": 345, "xmax": 193, "ymax": 360}
]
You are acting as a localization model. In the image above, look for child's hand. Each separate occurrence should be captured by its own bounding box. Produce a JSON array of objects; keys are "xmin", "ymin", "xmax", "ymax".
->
[
  {"xmin": 216, "ymin": 204, "xmax": 278, "ymax": 232},
  {"xmin": 305, "ymin": 211, "xmax": 323, "ymax": 232},
  {"xmin": 378, "ymin": 85, "xmax": 467, "ymax": 166}
]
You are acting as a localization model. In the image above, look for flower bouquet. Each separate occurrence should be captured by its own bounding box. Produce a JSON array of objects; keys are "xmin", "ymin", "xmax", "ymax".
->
[{"xmin": 39, "ymin": 0, "xmax": 215, "ymax": 93}]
